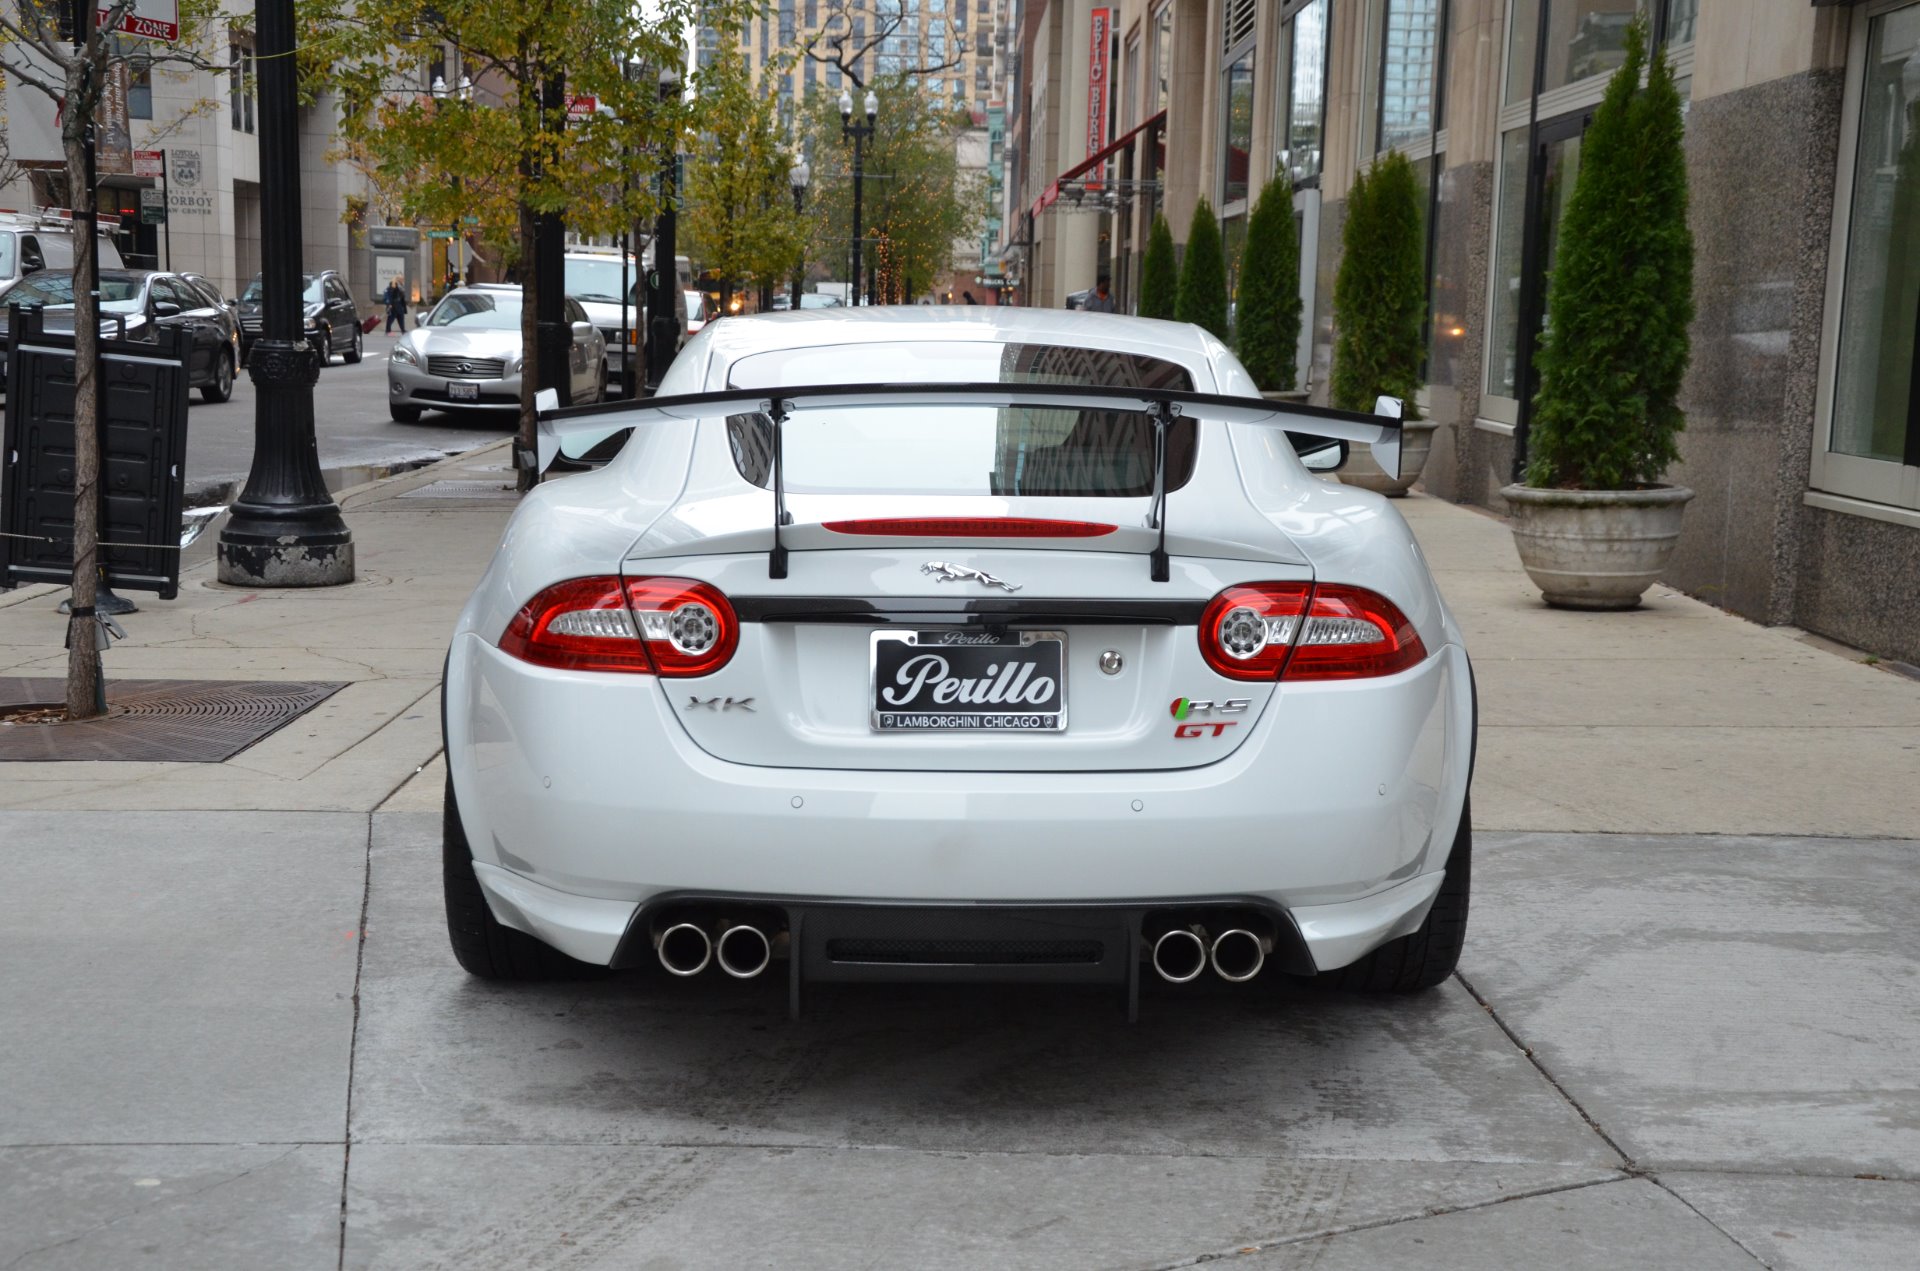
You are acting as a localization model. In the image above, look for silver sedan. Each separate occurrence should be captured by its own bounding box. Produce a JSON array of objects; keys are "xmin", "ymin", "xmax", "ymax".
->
[{"xmin": 387, "ymin": 286, "xmax": 607, "ymax": 422}]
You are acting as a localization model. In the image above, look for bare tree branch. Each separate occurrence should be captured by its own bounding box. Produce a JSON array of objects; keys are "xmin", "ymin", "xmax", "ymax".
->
[{"xmin": 801, "ymin": 0, "xmax": 968, "ymax": 90}]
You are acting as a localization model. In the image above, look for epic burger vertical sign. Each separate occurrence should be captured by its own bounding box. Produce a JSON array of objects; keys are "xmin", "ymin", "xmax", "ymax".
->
[{"xmin": 1085, "ymin": 7, "xmax": 1111, "ymax": 189}]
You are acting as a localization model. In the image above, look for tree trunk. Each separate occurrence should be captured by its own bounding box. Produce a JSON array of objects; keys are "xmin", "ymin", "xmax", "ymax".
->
[{"xmin": 62, "ymin": 59, "xmax": 104, "ymax": 720}]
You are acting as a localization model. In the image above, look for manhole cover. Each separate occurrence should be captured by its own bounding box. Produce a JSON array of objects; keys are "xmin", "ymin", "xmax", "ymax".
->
[
  {"xmin": 0, "ymin": 678, "xmax": 347, "ymax": 763},
  {"xmin": 397, "ymin": 479, "xmax": 518, "ymax": 500}
]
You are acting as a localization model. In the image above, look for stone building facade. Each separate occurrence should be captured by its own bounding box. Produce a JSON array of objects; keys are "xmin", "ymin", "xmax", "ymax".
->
[
  {"xmin": 1003, "ymin": 0, "xmax": 1920, "ymax": 664},
  {"xmin": 0, "ymin": 5, "xmax": 370, "ymax": 301}
]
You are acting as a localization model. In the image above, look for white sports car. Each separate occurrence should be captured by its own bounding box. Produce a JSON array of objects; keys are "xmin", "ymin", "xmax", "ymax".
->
[{"xmin": 443, "ymin": 308, "xmax": 1474, "ymax": 1016}]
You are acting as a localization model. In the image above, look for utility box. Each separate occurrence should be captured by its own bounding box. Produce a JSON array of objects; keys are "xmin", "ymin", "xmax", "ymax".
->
[{"xmin": 1, "ymin": 306, "xmax": 193, "ymax": 597}]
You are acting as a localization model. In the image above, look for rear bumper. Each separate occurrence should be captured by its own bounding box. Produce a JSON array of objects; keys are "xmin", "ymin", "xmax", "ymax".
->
[
  {"xmin": 473, "ymin": 869, "xmax": 1443, "ymax": 979},
  {"xmin": 449, "ymin": 633, "xmax": 1472, "ymax": 972}
]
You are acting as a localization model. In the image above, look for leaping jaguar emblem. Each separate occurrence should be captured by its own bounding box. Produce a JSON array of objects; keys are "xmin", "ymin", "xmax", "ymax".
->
[{"xmin": 921, "ymin": 561, "xmax": 1022, "ymax": 592}]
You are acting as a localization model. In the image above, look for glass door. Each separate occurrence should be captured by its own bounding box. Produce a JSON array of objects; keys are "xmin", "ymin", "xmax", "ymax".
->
[{"xmin": 1511, "ymin": 110, "xmax": 1589, "ymax": 472}]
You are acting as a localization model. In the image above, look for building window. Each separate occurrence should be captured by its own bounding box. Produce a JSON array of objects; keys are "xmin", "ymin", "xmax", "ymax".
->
[
  {"xmin": 1283, "ymin": 0, "xmax": 1329, "ymax": 187},
  {"xmin": 1378, "ymin": 0, "xmax": 1442, "ymax": 152},
  {"xmin": 1221, "ymin": 51, "xmax": 1255, "ymax": 208},
  {"xmin": 1151, "ymin": 2, "xmax": 1172, "ymax": 116},
  {"xmin": 1826, "ymin": 2, "xmax": 1920, "ymax": 484},
  {"xmin": 230, "ymin": 40, "xmax": 254, "ymax": 134},
  {"xmin": 1505, "ymin": 0, "xmax": 1693, "ymax": 104}
]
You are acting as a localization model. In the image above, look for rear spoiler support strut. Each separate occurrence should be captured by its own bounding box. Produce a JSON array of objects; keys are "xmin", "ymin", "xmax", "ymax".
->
[
  {"xmin": 767, "ymin": 397, "xmax": 792, "ymax": 579},
  {"xmin": 1148, "ymin": 400, "xmax": 1179, "ymax": 583}
]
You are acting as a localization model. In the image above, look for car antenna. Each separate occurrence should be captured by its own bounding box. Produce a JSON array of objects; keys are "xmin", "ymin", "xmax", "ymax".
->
[
  {"xmin": 1148, "ymin": 399, "xmax": 1178, "ymax": 582},
  {"xmin": 767, "ymin": 397, "xmax": 792, "ymax": 578}
]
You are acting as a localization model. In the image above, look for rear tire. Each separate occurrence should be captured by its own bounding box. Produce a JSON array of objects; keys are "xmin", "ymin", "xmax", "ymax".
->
[
  {"xmin": 389, "ymin": 403, "xmax": 423, "ymax": 423},
  {"xmin": 344, "ymin": 326, "xmax": 363, "ymax": 364},
  {"xmin": 443, "ymin": 774, "xmax": 605, "ymax": 980},
  {"xmin": 200, "ymin": 350, "xmax": 234, "ymax": 403},
  {"xmin": 1325, "ymin": 795, "xmax": 1471, "ymax": 993}
]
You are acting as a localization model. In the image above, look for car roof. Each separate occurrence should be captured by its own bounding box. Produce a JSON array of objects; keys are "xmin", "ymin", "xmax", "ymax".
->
[{"xmin": 696, "ymin": 305, "xmax": 1220, "ymax": 369}]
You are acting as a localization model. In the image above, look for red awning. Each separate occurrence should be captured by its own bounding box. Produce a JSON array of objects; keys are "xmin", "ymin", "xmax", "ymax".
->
[{"xmin": 1031, "ymin": 109, "xmax": 1166, "ymax": 219}]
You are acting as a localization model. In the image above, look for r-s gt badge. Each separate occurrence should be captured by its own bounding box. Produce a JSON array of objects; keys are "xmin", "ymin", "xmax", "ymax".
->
[
  {"xmin": 1175, "ymin": 721, "xmax": 1239, "ymax": 738},
  {"xmin": 1169, "ymin": 697, "xmax": 1250, "ymax": 719}
]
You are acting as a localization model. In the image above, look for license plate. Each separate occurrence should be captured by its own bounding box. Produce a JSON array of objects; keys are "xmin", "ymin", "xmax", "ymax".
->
[
  {"xmin": 871, "ymin": 630, "xmax": 1066, "ymax": 732},
  {"xmin": 448, "ymin": 381, "xmax": 479, "ymax": 401}
]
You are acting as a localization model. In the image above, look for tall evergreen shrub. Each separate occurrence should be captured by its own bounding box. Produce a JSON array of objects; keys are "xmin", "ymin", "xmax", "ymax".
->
[
  {"xmin": 1175, "ymin": 198, "xmax": 1230, "ymax": 340},
  {"xmin": 1237, "ymin": 176, "xmax": 1303, "ymax": 391},
  {"xmin": 1139, "ymin": 214, "xmax": 1178, "ymax": 319},
  {"xmin": 1330, "ymin": 151, "xmax": 1425, "ymax": 416},
  {"xmin": 1525, "ymin": 15, "xmax": 1693, "ymax": 489}
]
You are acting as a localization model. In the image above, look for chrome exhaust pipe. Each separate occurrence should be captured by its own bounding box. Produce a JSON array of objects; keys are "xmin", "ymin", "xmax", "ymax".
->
[
  {"xmin": 1151, "ymin": 926, "xmax": 1209, "ymax": 984},
  {"xmin": 715, "ymin": 924, "xmax": 773, "ymax": 979},
  {"xmin": 655, "ymin": 921, "xmax": 712, "ymax": 977},
  {"xmin": 1210, "ymin": 928, "xmax": 1272, "ymax": 983}
]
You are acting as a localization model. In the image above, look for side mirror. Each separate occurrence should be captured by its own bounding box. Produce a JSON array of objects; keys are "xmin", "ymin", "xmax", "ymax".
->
[
  {"xmin": 152, "ymin": 300, "xmax": 182, "ymax": 317},
  {"xmin": 570, "ymin": 320, "xmax": 594, "ymax": 341},
  {"xmin": 1291, "ymin": 434, "xmax": 1349, "ymax": 473}
]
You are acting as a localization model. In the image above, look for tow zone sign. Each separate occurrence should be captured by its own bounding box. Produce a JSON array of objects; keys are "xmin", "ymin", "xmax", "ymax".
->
[{"xmin": 99, "ymin": 0, "xmax": 179, "ymax": 42}]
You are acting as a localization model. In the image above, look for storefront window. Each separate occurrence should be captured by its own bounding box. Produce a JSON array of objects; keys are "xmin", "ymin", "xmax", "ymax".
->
[
  {"xmin": 1486, "ymin": 122, "xmax": 1583, "ymax": 402},
  {"xmin": 1222, "ymin": 51, "xmax": 1255, "ymax": 206},
  {"xmin": 1506, "ymin": 0, "xmax": 1638, "ymax": 105},
  {"xmin": 1832, "ymin": 5, "xmax": 1920, "ymax": 467},
  {"xmin": 1285, "ymin": 0, "xmax": 1329, "ymax": 185},
  {"xmin": 1379, "ymin": 0, "xmax": 1443, "ymax": 152}
]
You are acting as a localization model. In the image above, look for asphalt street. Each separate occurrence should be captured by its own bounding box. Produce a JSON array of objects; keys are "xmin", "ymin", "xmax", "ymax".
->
[{"xmin": 181, "ymin": 331, "xmax": 517, "ymax": 503}]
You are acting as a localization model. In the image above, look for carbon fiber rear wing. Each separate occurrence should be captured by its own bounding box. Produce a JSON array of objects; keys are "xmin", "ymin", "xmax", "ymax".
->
[{"xmin": 532, "ymin": 382, "xmax": 1405, "ymax": 581}]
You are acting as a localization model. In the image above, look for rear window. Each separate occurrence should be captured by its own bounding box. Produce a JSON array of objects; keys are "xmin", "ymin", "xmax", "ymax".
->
[{"xmin": 724, "ymin": 341, "xmax": 1197, "ymax": 497}]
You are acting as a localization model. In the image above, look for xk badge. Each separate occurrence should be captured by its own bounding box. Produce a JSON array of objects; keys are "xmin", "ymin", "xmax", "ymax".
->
[{"xmin": 685, "ymin": 696, "xmax": 756, "ymax": 712}]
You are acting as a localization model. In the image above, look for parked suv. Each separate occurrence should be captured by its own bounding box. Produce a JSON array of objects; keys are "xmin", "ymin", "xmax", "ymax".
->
[
  {"xmin": 0, "ymin": 212, "xmax": 126, "ymax": 301},
  {"xmin": 237, "ymin": 269, "xmax": 365, "ymax": 366}
]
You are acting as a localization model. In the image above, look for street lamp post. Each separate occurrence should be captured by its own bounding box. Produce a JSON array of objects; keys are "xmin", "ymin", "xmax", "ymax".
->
[
  {"xmin": 646, "ymin": 67, "xmax": 681, "ymax": 391},
  {"xmin": 789, "ymin": 158, "xmax": 809, "ymax": 310},
  {"xmin": 216, "ymin": 0, "xmax": 353, "ymax": 587},
  {"xmin": 839, "ymin": 89, "xmax": 877, "ymax": 308},
  {"xmin": 431, "ymin": 73, "xmax": 472, "ymax": 288}
]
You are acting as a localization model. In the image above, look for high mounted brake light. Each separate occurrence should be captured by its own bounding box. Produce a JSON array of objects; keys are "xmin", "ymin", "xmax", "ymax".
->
[
  {"xmin": 822, "ymin": 517, "xmax": 1117, "ymax": 538},
  {"xmin": 500, "ymin": 577, "xmax": 738, "ymax": 676},
  {"xmin": 1199, "ymin": 583, "xmax": 1426, "ymax": 681}
]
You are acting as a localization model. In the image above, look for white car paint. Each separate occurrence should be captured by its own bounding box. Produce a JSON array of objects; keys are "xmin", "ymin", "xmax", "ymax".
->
[{"xmin": 444, "ymin": 307, "xmax": 1473, "ymax": 997}]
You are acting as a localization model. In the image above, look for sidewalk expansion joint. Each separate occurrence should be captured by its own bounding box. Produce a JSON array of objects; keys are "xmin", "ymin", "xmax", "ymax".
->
[
  {"xmin": 337, "ymin": 813, "xmax": 375, "ymax": 1271},
  {"xmin": 1646, "ymin": 1174, "xmax": 1769, "ymax": 1267},
  {"xmin": 1136, "ymin": 1173, "xmax": 1631, "ymax": 1269},
  {"xmin": 1453, "ymin": 969, "xmax": 1636, "ymax": 1169}
]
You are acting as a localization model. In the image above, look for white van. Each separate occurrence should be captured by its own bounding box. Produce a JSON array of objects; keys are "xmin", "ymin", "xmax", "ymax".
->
[{"xmin": 0, "ymin": 212, "xmax": 127, "ymax": 300}]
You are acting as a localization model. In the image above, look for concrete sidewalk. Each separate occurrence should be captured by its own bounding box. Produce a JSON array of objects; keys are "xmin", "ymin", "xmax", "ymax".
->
[
  {"xmin": 2, "ymin": 460, "xmax": 1915, "ymax": 1269},
  {"xmin": 3, "ymin": 455, "xmax": 1914, "ymax": 829}
]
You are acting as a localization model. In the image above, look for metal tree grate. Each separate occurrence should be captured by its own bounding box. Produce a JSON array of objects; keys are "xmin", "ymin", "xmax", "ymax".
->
[{"xmin": 0, "ymin": 678, "xmax": 347, "ymax": 763}]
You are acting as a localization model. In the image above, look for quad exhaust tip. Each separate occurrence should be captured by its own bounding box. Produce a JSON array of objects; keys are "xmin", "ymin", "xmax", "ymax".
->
[
  {"xmin": 655, "ymin": 922, "xmax": 712, "ymax": 977},
  {"xmin": 1151, "ymin": 926, "xmax": 1209, "ymax": 984},
  {"xmin": 1210, "ymin": 928, "xmax": 1272, "ymax": 983},
  {"xmin": 716, "ymin": 924, "xmax": 773, "ymax": 979}
]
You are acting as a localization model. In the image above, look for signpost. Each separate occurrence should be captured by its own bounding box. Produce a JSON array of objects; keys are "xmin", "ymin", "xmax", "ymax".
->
[{"xmin": 134, "ymin": 149, "xmax": 168, "ymax": 269}]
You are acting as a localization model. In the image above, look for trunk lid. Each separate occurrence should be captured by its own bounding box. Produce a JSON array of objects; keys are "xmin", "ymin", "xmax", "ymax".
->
[{"xmin": 635, "ymin": 545, "xmax": 1310, "ymax": 772}]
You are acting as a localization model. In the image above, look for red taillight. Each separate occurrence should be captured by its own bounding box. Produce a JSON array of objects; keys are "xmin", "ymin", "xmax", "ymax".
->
[
  {"xmin": 498, "ymin": 576, "xmax": 738, "ymax": 677},
  {"xmin": 623, "ymin": 577, "xmax": 739, "ymax": 676},
  {"xmin": 1199, "ymin": 583, "xmax": 1426, "ymax": 681},
  {"xmin": 1286, "ymin": 584, "xmax": 1426, "ymax": 680},
  {"xmin": 821, "ymin": 517, "xmax": 1117, "ymax": 538},
  {"xmin": 1198, "ymin": 584, "xmax": 1312, "ymax": 680}
]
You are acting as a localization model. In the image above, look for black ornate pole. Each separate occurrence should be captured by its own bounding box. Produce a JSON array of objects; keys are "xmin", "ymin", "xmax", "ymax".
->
[
  {"xmin": 646, "ymin": 68, "xmax": 680, "ymax": 391},
  {"xmin": 216, "ymin": 0, "xmax": 352, "ymax": 586},
  {"xmin": 534, "ymin": 73, "xmax": 571, "ymax": 414},
  {"xmin": 841, "ymin": 90, "xmax": 875, "ymax": 308}
]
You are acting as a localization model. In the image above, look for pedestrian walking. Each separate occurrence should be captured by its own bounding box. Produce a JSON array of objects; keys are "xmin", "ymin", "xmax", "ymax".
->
[
  {"xmin": 1083, "ymin": 276, "xmax": 1117, "ymax": 313},
  {"xmin": 382, "ymin": 279, "xmax": 408, "ymax": 334}
]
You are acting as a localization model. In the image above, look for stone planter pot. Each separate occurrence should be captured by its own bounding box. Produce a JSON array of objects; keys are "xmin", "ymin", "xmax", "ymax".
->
[
  {"xmin": 1339, "ymin": 419, "xmax": 1439, "ymax": 497},
  {"xmin": 1501, "ymin": 484, "xmax": 1694, "ymax": 610}
]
